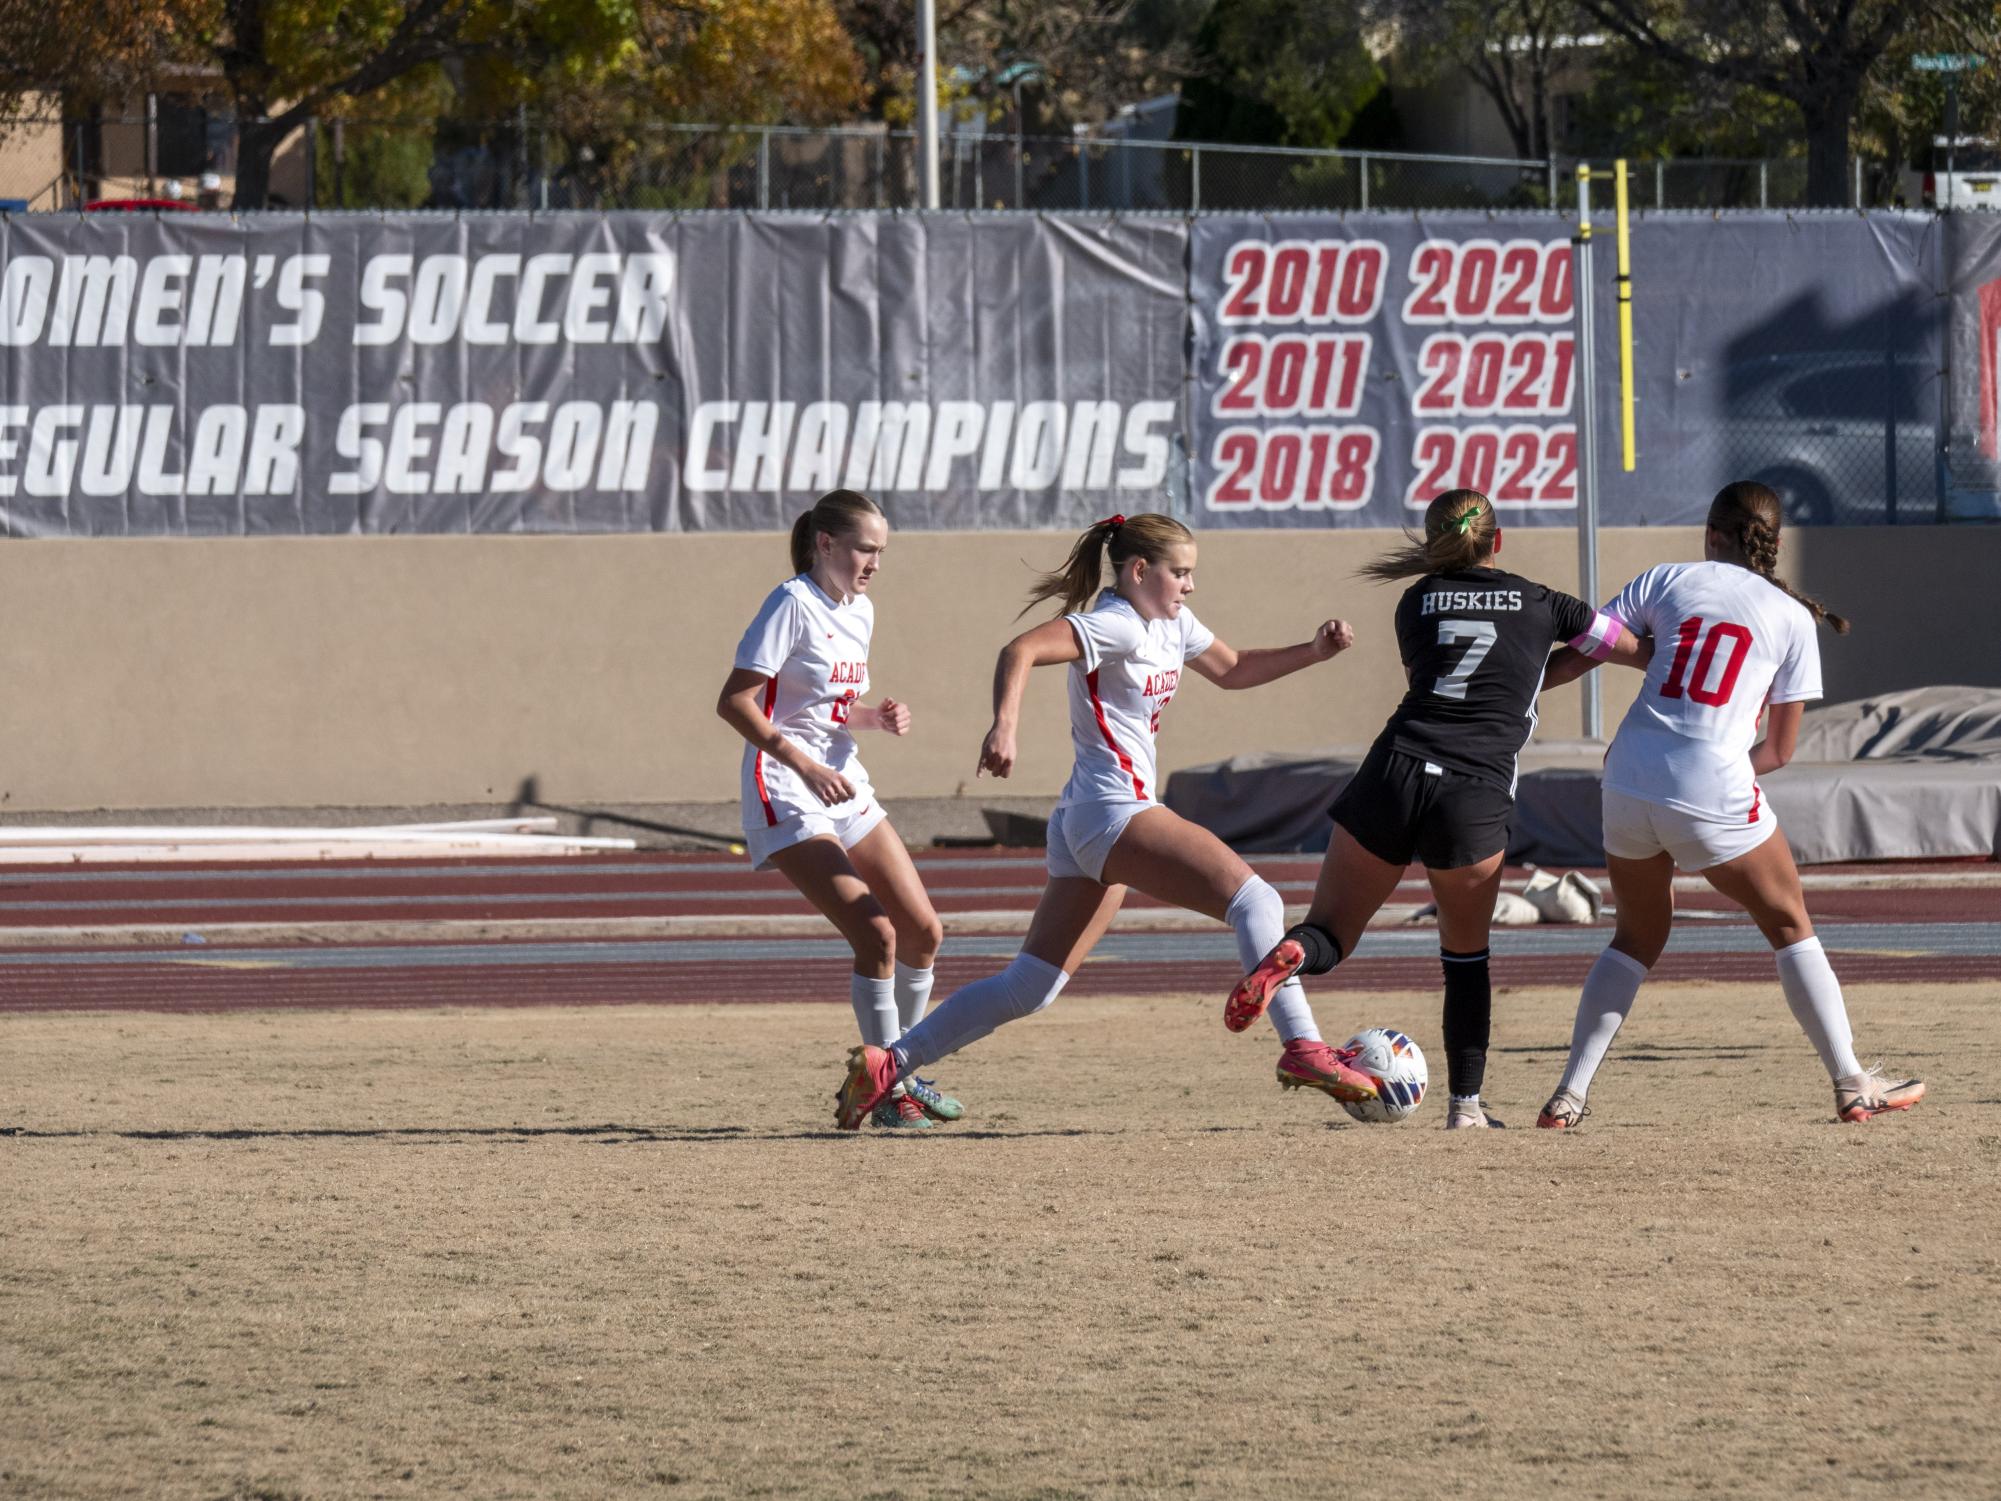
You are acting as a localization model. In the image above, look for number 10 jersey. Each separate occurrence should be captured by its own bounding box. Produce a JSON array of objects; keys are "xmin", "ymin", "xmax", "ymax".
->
[{"xmin": 1601, "ymin": 560, "xmax": 1822, "ymax": 820}]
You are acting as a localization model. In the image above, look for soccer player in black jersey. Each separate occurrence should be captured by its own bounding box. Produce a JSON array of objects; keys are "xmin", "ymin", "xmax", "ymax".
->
[{"xmin": 1224, "ymin": 489, "xmax": 1648, "ymax": 1127}]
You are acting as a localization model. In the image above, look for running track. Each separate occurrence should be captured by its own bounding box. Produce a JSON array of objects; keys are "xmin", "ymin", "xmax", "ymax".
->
[{"xmin": 0, "ymin": 850, "xmax": 1995, "ymax": 1015}]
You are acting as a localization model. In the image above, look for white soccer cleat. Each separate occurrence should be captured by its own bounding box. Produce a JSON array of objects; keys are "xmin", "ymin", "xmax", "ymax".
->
[
  {"xmin": 1445, "ymin": 1098, "xmax": 1505, "ymax": 1129},
  {"xmin": 1535, "ymin": 1087, "xmax": 1589, "ymax": 1129},
  {"xmin": 1835, "ymin": 1064, "xmax": 1925, "ymax": 1124}
]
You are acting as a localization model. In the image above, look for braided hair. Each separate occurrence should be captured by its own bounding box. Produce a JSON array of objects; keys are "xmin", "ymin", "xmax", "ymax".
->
[{"xmin": 1707, "ymin": 482, "xmax": 1849, "ymax": 634}]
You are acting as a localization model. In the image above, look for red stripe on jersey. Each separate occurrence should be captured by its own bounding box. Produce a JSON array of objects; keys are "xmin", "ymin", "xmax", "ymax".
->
[
  {"xmin": 754, "ymin": 676, "xmax": 780, "ymax": 827},
  {"xmin": 1748, "ymin": 781, "xmax": 1762, "ymax": 826},
  {"xmin": 1085, "ymin": 668, "xmax": 1147, "ymax": 801}
]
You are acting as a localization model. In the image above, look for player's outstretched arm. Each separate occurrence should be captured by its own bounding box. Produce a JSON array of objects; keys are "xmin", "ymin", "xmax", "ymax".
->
[
  {"xmin": 1542, "ymin": 626, "xmax": 1650, "ymax": 690},
  {"xmin": 851, "ymin": 699, "xmax": 911, "ymax": 735},
  {"xmin": 716, "ymin": 667, "xmax": 856, "ymax": 805},
  {"xmin": 977, "ymin": 618, "xmax": 1083, "ymax": 778},
  {"xmin": 1187, "ymin": 619, "xmax": 1355, "ymax": 691},
  {"xmin": 1750, "ymin": 700, "xmax": 1804, "ymax": 775}
]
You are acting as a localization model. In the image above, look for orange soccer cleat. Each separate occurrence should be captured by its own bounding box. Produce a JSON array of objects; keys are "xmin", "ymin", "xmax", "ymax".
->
[{"xmin": 1226, "ymin": 938, "xmax": 1307, "ymax": 1033}]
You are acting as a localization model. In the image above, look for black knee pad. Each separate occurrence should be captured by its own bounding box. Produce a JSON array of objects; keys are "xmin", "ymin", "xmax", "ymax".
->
[{"xmin": 1286, "ymin": 922, "xmax": 1343, "ymax": 975}]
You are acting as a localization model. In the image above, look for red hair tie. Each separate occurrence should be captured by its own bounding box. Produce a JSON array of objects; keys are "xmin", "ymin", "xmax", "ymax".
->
[{"xmin": 1099, "ymin": 513, "xmax": 1126, "ymax": 530}]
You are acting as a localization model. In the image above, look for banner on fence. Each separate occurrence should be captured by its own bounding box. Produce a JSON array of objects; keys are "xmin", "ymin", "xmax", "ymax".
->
[
  {"xmin": 1187, "ymin": 213, "xmax": 1948, "ymax": 527},
  {"xmin": 0, "ymin": 209, "xmax": 1978, "ymax": 535},
  {"xmin": 0, "ymin": 213, "xmax": 1186, "ymax": 535}
]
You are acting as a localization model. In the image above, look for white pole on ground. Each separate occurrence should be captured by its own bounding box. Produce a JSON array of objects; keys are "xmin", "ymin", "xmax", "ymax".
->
[
  {"xmin": 917, "ymin": 0, "xmax": 941, "ymax": 209},
  {"xmin": 1572, "ymin": 163, "xmax": 1603, "ymax": 739}
]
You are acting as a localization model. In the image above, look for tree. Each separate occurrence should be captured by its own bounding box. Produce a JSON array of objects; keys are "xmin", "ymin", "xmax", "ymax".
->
[
  {"xmin": 837, "ymin": 0, "xmax": 1196, "ymax": 131},
  {"xmin": 1176, "ymin": 0, "xmax": 1382, "ymax": 147},
  {"xmin": 1370, "ymin": 0, "xmax": 1593, "ymax": 161},
  {"xmin": 4, "ymin": 0, "xmax": 863, "ymax": 209},
  {"xmin": 0, "ymin": 2, "xmax": 193, "ymax": 125},
  {"xmin": 1578, "ymin": 0, "xmax": 1989, "ymax": 206}
]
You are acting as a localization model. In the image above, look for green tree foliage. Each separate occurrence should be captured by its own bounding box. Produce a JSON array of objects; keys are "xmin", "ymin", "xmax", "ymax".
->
[
  {"xmin": 1176, "ymin": 0, "xmax": 1383, "ymax": 147},
  {"xmin": 838, "ymin": 0, "xmax": 1198, "ymax": 133},
  {"xmin": 6, "ymin": 0, "xmax": 863, "ymax": 208},
  {"xmin": 1369, "ymin": 0, "xmax": 1588, "ymax": 160},
  {"xmin": 1579, "ymin": 0, "xmax": 1990, "ymax": 205}
]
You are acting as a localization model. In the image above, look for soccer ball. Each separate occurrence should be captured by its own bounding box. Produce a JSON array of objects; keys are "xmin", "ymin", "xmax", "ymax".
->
[{"xmin": 1337, "ymin": 1028, "xmax": 1428, "ymax": 1124}]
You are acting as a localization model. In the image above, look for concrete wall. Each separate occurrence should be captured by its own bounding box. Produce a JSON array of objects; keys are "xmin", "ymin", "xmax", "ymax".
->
[{"xmin": 0, "ymin": 526, "xmax": 1993, "ymax": 813}]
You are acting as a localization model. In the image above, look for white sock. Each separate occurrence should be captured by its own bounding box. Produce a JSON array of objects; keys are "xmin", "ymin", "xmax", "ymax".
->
[
  {"xmin": 891, "ymin": 953, "xmax": 1067, "ymax": 1074},
  {"xmin": 893, "ymin": 961, "xmax": 935, "ymax": 1033},
  {"xmin": 1224, "ymin": 874, "xmax": 1322, "ymax": 1044},
  {"xmin": 1557, "ymin": 948, "xmax": 1650, "ymax": 1097},
  {"xmin": 850, "ymin": 972, "xmax": 900, "ymax": 1049},
  {"xmin": 1775, "ymin": 936, "xmax": 1863, "ymax": 1080}
]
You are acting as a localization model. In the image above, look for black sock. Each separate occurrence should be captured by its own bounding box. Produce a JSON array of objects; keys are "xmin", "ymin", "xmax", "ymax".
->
[
  {"xmin": 1441, "ymin": 947, "xmax": 1492, "ymax": 1099},
  {"xmin": 1286, "ymin": 922, "xmax": 1344, "ymax": 975}
]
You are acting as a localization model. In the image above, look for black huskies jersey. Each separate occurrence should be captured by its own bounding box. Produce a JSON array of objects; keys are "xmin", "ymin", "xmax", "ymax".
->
[{"xmin": 1379, "ymin": 567, "xmax": 1606, "ymax": 791}]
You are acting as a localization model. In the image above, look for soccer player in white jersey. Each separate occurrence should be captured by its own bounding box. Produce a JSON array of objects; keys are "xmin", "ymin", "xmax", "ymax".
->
[
  {"xmin": 1225, "ymin": 490, "xmax": 1647, "ymax": 1128},
  {"xmin": 1537, "ymin": 481, "xmax": 1925, "ymax": 1127},
  {"xmin": 834, "ymin": 511, "xmax": 1377, "ymax": 1127},
  {"xmin": 716, "ymin": 489, "xmax": 960, "ymax": 1131}
]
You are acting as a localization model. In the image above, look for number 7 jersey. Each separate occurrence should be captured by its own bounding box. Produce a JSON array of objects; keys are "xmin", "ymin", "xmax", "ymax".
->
[
  {"xmin": 1383, "ymin": 565, "xmax": 1612, "ymax": 792},
  {"xmin": 1601, "ymin": 561, "xmax": 1822, "ymax": 819}
]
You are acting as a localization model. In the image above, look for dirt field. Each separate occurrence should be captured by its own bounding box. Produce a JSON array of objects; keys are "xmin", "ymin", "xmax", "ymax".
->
[{"xmin": 3, "ymin": 981, "xmax": 1996, "ymax": 1501}]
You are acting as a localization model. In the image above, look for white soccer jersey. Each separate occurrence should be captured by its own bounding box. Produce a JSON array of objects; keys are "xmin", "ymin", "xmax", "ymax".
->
[
  {"xmin": 1600, "ymin": 561, "xmax": 1822, "ymax": 821},
  {"xmin": 733, "ymin": 575, "xmax": 874, "ymax": 828},
  {"xmin": 1058, "ymin": 590, "xmax": 1215, "ymax": 807}
]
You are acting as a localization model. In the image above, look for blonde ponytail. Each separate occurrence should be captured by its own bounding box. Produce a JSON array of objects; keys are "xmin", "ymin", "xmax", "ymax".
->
[
  {"xmin": 1021, "ymin": 512, "xmax": 1195, "ymax": 618},
  {"xmin": 1359, "ymin": 490, "xmax": 1498, "ymax": 583}
]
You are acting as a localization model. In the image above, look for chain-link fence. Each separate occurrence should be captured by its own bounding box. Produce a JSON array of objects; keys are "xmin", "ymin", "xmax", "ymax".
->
[{"xmin": 4, "ymin": 113, "xmax": 1916, "ymax": 214}]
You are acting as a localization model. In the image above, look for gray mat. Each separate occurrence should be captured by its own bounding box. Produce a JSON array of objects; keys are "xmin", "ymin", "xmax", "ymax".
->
[{"xmin": 1163, "ymin": 689, "xmax": 2001, "ymax": 866}]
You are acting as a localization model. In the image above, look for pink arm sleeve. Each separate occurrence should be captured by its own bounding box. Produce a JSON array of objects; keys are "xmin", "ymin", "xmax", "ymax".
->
[{"xmin": 1567, "ymin": 610, "xmax": 1624, "ymax": 661}]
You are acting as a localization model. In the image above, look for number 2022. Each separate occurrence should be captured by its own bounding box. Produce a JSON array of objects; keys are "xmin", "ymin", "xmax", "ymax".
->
[
  {"xmin": 1406, "ymin": 425, "xmax": 1576, "ymax": 508},
  {"xmin": 1401, "ymin": 239, "xmax": 1572, "ymax": 325}
]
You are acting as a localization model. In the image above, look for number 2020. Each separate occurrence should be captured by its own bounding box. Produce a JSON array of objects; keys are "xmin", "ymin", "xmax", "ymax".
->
[{"xmin": 1401, "ymin": 239, "xmax": 1572, "ymax": 325}]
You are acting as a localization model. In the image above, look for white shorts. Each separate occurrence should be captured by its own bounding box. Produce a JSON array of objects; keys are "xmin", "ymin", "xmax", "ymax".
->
[
  {"xmin": 1046, "ymin": 799, "xmax": 1150, "ymax": 883},
  {"xmin": 743, "ymin": 798, "xmax": 890, "ymax": 873},
  {"xmin": 1600, "ymin": 787, "xmax": 1778, "ymax": 873}
]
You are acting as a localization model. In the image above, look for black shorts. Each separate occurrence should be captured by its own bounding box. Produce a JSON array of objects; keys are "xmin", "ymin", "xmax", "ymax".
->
[{"xmin": 1329, "ymin": 744, "xmax": 1513, "ymax": 870}]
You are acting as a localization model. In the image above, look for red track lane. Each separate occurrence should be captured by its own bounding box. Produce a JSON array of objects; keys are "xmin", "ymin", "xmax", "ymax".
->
[
  {"xmin": 0, "ymin": 851, "xmax": 1993, "ymax": 1015},
  {"xmin": 0, "ymin": 850, "xmax": 1991, "ymax": 929},
  {"xmin": 1, "ymin": 952, "xmax": 1997, "ymax": 1017},
  {"xmin": 0, "ymin": 886, "xmax": 1994, "ymax": 929}
]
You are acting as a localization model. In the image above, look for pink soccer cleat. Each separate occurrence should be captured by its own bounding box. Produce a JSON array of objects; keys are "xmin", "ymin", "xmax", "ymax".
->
[
  {"xmin": 1275, "ymin": 1039, "xmax": 1379, "ymax": 1103},
  {"xmin": 834, "ymin": 1045, "xmax": 899, "ymax": 1130},
  {"xmin": 1227, "ymin": 937, "xmax": 1307, "ymax": 1033}
]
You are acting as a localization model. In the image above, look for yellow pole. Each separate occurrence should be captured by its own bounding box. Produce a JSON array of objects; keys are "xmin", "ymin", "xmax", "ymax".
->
[{"xmin": 1614, "ymin": 158, "xmax": 1636, "ymax": 471}]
